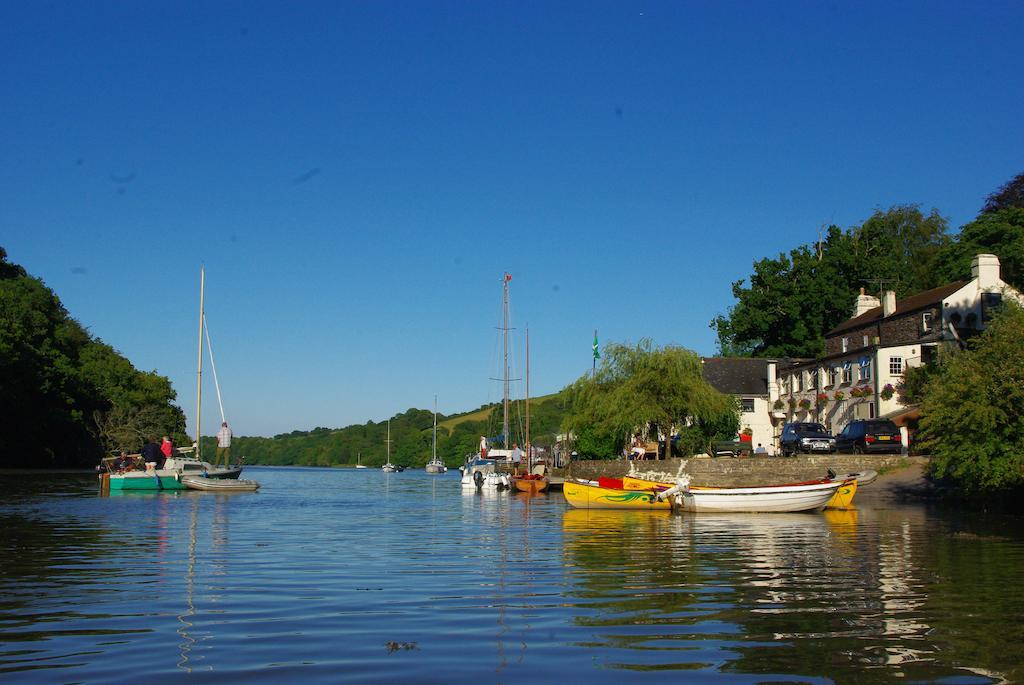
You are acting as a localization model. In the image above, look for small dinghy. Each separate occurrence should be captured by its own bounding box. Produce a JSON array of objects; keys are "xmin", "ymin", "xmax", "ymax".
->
[{"xmin": 182, "ymin": 475, "xmax": 260, "ymax": 492}]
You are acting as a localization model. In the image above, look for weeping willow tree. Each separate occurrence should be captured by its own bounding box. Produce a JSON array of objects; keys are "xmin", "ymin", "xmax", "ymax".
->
[{"xmin": 562, "ymin": 339, "xmax": 739, "ymax": 459}]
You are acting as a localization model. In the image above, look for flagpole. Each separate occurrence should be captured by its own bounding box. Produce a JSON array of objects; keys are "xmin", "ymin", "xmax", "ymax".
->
[{"xmin": 592, "ymin": 329, "xmax": 598, "ymax": 377}]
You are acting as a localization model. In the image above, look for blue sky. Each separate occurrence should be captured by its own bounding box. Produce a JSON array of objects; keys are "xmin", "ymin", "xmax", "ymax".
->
[{"xmin": 3, "ymin": 1, "xmax": 1022, "ymax": 437}]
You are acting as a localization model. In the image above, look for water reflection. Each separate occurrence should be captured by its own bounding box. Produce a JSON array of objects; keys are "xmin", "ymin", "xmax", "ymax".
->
[
  {"xmin": 1, "ymin": 470, "xmax": 1022, "ymax": 683},
  {"xmin": 560, "ymin": 507, "xmax": 1019, "ymax": 683}
]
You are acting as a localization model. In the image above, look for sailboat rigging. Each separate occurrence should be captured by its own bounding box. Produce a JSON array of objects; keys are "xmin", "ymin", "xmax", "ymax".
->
[
  {"xmin": 382, "ymin": 420, "xmax": 399, "ymax": 472},
  {"xmin": 425, "ymin": 395, "xmax": 447, "ymax": 473}
]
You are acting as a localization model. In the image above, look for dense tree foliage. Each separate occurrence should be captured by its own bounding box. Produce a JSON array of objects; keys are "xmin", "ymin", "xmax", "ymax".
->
[
  {"xmin": 981, "ymin": 171, "xmax": 1024, "ymax": 215},
  {"xmin": 561, "ymin": 340, "xmax": 738, "ymax": 458},
  {"xmin": 931, "ymin": 208, "xmax": 1024, "ymax": 291},
  {"xmin": 712, "ymin": 206, "xmax": 950, "ymax": 357},
  {"xmin": 918, "ymin": 302, "xmax": 1024, "ymax": 495},
  {"xmin": 0, "ymin": 247, "xmax": 186, "ymax": 467}
]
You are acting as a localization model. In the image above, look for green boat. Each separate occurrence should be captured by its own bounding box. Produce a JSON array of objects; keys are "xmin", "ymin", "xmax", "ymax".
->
[{"xmin": 108, "ymin": 469, "xmax": 187, "ymax": 491}]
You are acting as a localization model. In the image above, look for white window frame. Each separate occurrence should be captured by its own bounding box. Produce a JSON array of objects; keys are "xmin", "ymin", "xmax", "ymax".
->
[
  {"xmin": 842, "ymin": 364, "xmax": 853, "ymax": 384},
  {"xmin": 842, "ymin": 337, "xmax": 849, "ymax": 353},
  {"xmin": 922, "ymin": 311, "xmax": 934, "ymax": 333},
  {"xmin": 741, "ymin": 398, "xmax": 755, "ymax": 413},
  {"xmin": 889, "ymin": 356, "xmax": 903, "ymax": 376},
  {"xmin": 829, "ymin": 366, "xmax": 838, "ymax": 387},
  {"xmin": 858, "ymin": 358, "xmax": 871, "ymax": 381}
]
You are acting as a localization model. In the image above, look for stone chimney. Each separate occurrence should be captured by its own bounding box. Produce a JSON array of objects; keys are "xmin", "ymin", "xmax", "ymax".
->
[
  {"xmin": 971, "ymin": 253, "xmax": 1001, "ymax": 290},
  {"xmin": 882, "ymin": 290, "xmax": 897, "ymax": 317},
  {"xmin": 854, "ymin": 287, "xmax": 881, "ymax": 317}
]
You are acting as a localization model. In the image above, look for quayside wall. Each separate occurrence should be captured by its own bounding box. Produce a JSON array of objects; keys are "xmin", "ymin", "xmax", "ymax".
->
[{"xmin": 564, "ymin": 455, "xmax": 925, "ymax": 488}]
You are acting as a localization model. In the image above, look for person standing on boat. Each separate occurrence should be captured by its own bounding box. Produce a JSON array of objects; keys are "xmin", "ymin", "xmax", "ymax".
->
[
  {"xmin": 216, "ymin": 421, "xmax": 233, "ymax": 467},
  {"xmin": 479, "ymin": 436, "xmax": 488, "ymax": 459},
  {"xmin": 511, "ymin": 443, "xmax": 523, "ymax": 474},
  {"xmin": 141, "ymin": 437, "xmax": 164, "ymax": 469},
  {"xmin": 160, "ymin": 436, "xmax": 173, "ymax": 461}
]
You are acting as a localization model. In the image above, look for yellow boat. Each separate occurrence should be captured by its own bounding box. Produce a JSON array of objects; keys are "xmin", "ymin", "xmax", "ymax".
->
[{"xmin": 562, "ymin": 478, "xmax": 672, "ymax": 510}]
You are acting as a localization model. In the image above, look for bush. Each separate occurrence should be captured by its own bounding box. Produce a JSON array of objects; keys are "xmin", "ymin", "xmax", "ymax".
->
[{"xmin": 920, "ymin": 301, "xmax": 1024, "ymax": 494}]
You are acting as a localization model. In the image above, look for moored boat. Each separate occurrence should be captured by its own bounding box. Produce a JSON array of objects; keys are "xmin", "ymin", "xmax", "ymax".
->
[
  {"xmin": 620, "ymin": 470, "xmax": 876, "ymax": 511},
  {"xmin": 512, "ymin": 473, "xmax": 549, "ymax": 494},
  {"xmin": 563, "ymin": 477, "xmax": 673, "ymax": 510},
  {"xmin": 566, "ymin": 473, "xmax": 850, "ymax": 513},
  {"xmin": 425, "ymin": 396, "xmax": 447, "ymax": 473},
  {"xmin": 182, "ymin": 475, "xmax": 260, "ymax": 491}
]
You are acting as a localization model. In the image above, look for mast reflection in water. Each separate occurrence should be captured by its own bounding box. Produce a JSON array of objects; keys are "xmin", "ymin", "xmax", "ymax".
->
[{"xmin": 0, "ymin": 467, "xmax": 1021, "ymax": 684}]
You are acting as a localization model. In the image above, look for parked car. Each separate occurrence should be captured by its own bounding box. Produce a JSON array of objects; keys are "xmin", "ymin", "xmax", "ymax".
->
[
  {"xmin": 835, "ymin": 419, "xmax": 902, "ymax": 454},
  {"xmin": 779, "ymin": 422, "xmax": 836, "ymax": 456}
]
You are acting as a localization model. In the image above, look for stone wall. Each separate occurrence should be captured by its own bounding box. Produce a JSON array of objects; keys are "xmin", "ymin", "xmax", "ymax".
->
[{"xmin": 565, "ymin": 455, "xmax": 922, "ymax": 487}]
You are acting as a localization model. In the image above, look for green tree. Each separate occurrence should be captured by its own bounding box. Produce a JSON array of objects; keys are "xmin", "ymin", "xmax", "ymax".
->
[
  {"xmin": 712, "ymin": 206, "xmax": 950, "ymax": 357},
  {"xmin": 981, "ymin": 171, "xmax": 1024, "ymax": 214},
  {"xmin": 918, "ymin": 301, "xmax": 1024, "ymax": 494},
  {"xmin": 561, "ymin": 339, "xmax": 738, "ymax": 458},
  {"xmin": 0, "ymin": 247, "xmax": 188, "ymax": 467},
  {"xmin": 932, "ymin": 208, "xmax": 1024, "ymax": 291}
]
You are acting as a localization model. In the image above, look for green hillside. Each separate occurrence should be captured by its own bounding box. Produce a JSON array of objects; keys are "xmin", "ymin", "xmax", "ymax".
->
[{"xmin": 204, "ymin": 392, "xmax": 570, "ymax": 468}]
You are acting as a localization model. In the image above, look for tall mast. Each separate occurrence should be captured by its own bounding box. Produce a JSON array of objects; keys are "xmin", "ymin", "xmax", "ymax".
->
[
  {"xmin": 432, "ymin": 395, "xmax": 437, "ymax": 461},
  {"xmin": 502, "ymin": 273, "xmax": 510, "ymax": 449},
  {"xmin": 386, "ymin": 420, "xmax": 391, "ymax": 463},
  {"xmin": 195, "ymin": 267, "xmax": 205, "ymax": 460},
  {"xmin": 525, "ymin": 327, "xmax": 531, "ymax": 470}
]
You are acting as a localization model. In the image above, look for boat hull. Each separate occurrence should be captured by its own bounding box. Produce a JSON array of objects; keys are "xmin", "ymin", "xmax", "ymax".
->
[
  {"xmin": 512, "ymin": 476, "xmax": 548, "ymax": 494},
  {"xmin": 109, "ymin": 471, "xmax": 187, "ymax": 491},
  {"xmin": 623, "ymin": 475, "xmax": 855, "ymax": 512},
  {"xmin": 425, "ymin": 462, "xmax": 447, "ymax": 474},
  {"xmin": 563, "ymin": 480, "xmax": 672, "ymax": 510},
  {"xmin": 672, "ymin": 482, "xmax": 841, "ymax": 513},
  {"xmin": 182, "ymin": 476, "xmax": 260, "ymax": 491}
]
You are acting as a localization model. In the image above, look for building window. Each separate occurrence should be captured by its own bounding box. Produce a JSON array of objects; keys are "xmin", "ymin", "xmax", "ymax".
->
[
  {"xmin": 858, "ymin": 357, "xmax": 871, "ymax": 381},
  {"xmin": 982, "ymin": 293, "xmax": 1003, "ymax": 323},
  {"xmin": 868, "ymin": 402, "xmax": 876, "ymax": 418},
  {"xmin": 797, "ymin": 372, "xmax": 804, "ymax": 392},
  {"xmin": 842, "ymin": 362, "xmax": 852, "ymax": 384},
  {"xmin": 741, "ymin": 398, "xmax": 755, "ymax": 413},
  {"xmin": 890, "ymin": 357, "xmax": 903, "ymax": 376},
  {"xmin": 829, "ymin": 366, "xmax": 838, "ymax": 387},
  {"xmin": 922, "ymin": 311, "xmax": 934, "ymax": 333},
  {"xmin": 842, "ymin": 337, "xmax": 849, "ymax": 352}
]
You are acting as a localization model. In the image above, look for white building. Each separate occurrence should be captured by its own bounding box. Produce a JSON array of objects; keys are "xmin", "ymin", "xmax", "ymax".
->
[{"xmin": 777, "ymin": 254, "xmax": 1023, "ymax": 435}]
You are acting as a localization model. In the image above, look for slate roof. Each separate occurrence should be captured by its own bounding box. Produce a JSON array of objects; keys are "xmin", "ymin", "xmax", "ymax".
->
[
  {"xmin": 827, "ymin": 281, "xmax": 968, "ymax": 336},
  {"xmin": 701, "ymin": 357, "xmax": 770, "ymax": 396}
]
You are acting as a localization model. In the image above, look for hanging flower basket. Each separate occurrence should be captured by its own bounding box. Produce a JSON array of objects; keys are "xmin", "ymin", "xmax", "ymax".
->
[
  {"xmin": 833, "ymin": 390, "xmax": 846, "ymax": 401},
  {"xmin": 798, "ymin": 398, "xmax": 811, "ymax": 410},
  {"xmin": 773, "ymin": 399, "xmax": 785, "ymax": 411},
  {"xmin": 787, "ymin": 397, "xmax": 797, "ymax": 409},
  {"xmin": 850, "ymin": 387, "xmax": 864, "ymax": 398},
  {"xmin": 860, "ymin": 386, "xmax": 874, "ymax": 397},
  {"xmin": 816, "ymin": 393, "xmax": 829, "ymax": 405},
  {"xmin": 880, "ymin": 383, "xmax": 895, "ymax": 401}
]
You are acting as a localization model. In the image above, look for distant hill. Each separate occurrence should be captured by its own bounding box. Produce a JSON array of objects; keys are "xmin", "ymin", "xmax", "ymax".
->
[{"xmin": 202, "ymin": 392, "xmax": 570, "ymax": 468}]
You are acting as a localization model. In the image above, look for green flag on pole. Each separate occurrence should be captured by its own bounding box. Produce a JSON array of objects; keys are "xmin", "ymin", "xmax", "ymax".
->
[{"xmin": 593, "ymin": 330, "xmax": 599, "ymax": 360}]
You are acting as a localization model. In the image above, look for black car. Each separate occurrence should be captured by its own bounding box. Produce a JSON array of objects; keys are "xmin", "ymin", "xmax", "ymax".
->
[
  {"xmin": 779, "ymin": 422, "xmax": 836, "ymax": 456},
  {"xmin": 835, "ymin": 419, "xmax": 902, "ymax": 454}
]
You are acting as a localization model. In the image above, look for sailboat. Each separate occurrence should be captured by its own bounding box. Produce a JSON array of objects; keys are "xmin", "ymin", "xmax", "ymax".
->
[
  {"xmin": 461, "ymin": 273, "xmax": 516, "ymax": 489},
  {"xmin": 382, "ymin": 420, "xmax": 399, "ymax": 472},
  {"xmin": 355, "ymin": 452, "xmax": 367, "ymax": 469},
  {"xmin": 512, "ymin": 328, "xmax": 548, "ymax": 494},
  {"xmin": 425, "ymin": 396, "xmax": 447, "ymax": 473},
  {"xmin": 105, "ymin": 268, "xmax": 242, "ymax": 491}
]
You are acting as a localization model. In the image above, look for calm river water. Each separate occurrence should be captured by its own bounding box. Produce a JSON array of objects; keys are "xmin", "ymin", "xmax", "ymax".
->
[{"xmin": 1, "ymin": 467, "xmax": 1022, "ymax": 684}]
